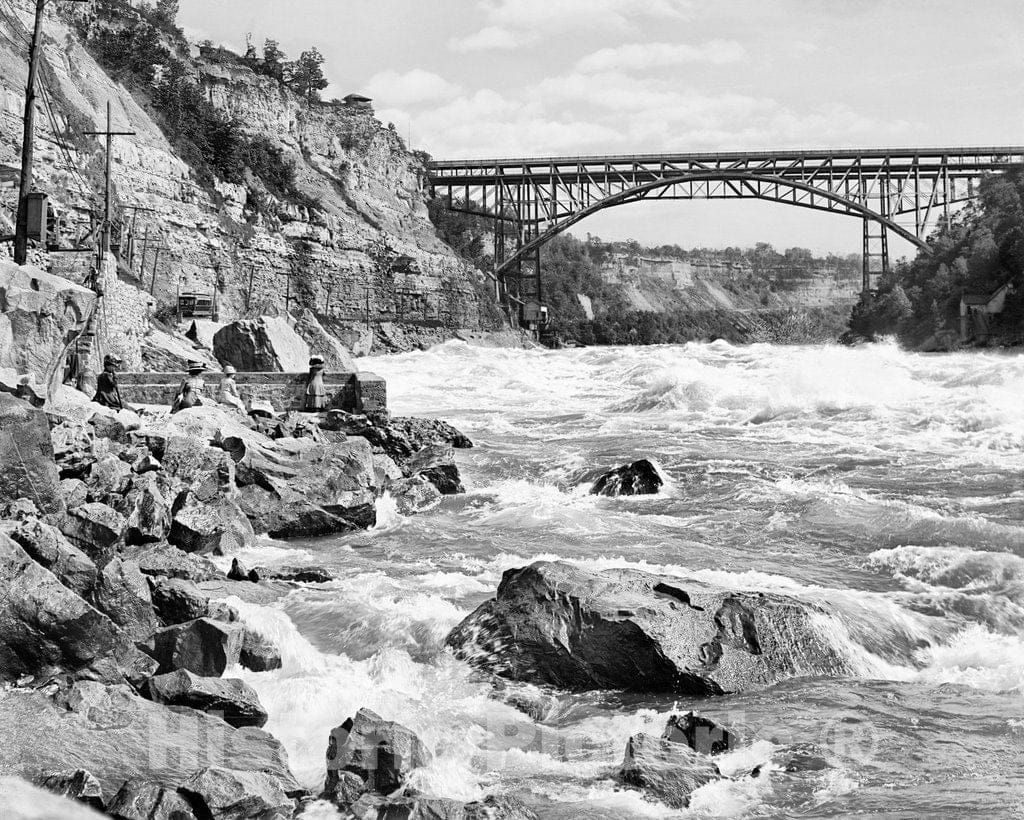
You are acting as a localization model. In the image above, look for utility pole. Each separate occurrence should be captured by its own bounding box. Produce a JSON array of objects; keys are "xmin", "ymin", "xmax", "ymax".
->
[
  {"xmin": 13, "ymin": 0, "xmax": 91, "ymax": 265},
  {"xmin": 84, "ymin": 102, "xmax": 135, "ymax": 261}
]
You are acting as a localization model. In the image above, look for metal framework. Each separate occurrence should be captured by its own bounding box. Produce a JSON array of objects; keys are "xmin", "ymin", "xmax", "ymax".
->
[{"xmin": 428, "ymin": 146, "xmax": 1024, "ymax": 300}]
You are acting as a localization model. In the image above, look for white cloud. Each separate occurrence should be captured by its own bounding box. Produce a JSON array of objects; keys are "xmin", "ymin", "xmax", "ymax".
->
[
  {"xmin": 364, "ymin": 69, "xmax": 462, "ymax": 107},
  {"xmin": 575, "ymin": 40, "xmax": 746, "ymax": 73},
  {"xmin": 448, "ymin": 25, "xmax": 523, "ymax": 52},
  {"xmin": 450, "ymin": 0, "xmax": 690, "ymax": 52}
]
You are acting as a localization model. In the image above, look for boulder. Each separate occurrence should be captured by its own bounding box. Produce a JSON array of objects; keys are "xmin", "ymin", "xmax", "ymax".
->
[
  {"xmin": 126, "ymin": 543, "xmax": 221, "ymax": 583},
  {"xmin": 617, "ymin": 732, "xmax": 721, "ymax": 809},
  {"xmin": 389, "ymin": 416, "xmax": 473, "ymax": 451},
  {"xmin": 60, "ymin": 478, "xmax": 89, "ymax": 510},
  {"xmin": 212, "ymin": 317, "xmax": 311, "ymax": 373},
  {"xmin": 0, "ymin": 533, "xmax": 155, "ymax": 685},
  {"xmin": 390, "ymin": 475, "xmax": 443, "ymax": 515},
  {"xmin": 93, "ymin": 559, "xmax": 158, "ymax": 643},
  {"xmin": 87, "ymin": 455, "xmax": 132, "ymax": 498},
  {"xmin": 227, "ymin": 557, "xmax": 254, "ymax": 582},
  {"xmin": 38, "ymin": 769, "xmax": 104, "ymax": 811},
  {"xmin": 349, "ymin": 794, "xmax": 464, "ymax": 819},
  {"xmin": 293, "ymin": 309, "xmax": 357, "ymax": 372},
  {"xmin": 418, "ymin": 464, "xmax": 464, "ymax": 496},
  {"xmin": 179, "ymin": 767, "xmax": 295, "ymax": 820},
  {"xmin": 10, "ymin": 519, "xmax": 97, "ymax": 597},
  {"xmin": 256, "ymin": 565, "xmax": 334, "ymax": 584},
  {"xmin": 0, "ymin": 682, "xmax": 301, "ymax": 801},
  {"xmin": 0, "ymin": 775, "xmax": 107, "ymax": 819},
  {"xmin": 149, "ymin": 618, "xmax": 245, "ymax": 677},
  {"xmin": 50, "ymin": 422, "xmax": 97, "ymax": 480},
  {"xmin": 590, "ymin": 459, "xmax": 664, "ymax": 496},
  {"xmin": 0, "ymin": 392, "xmax": 62, "ymax": 514},
  {"xmin": 59, "ymin": 502, "xmax": 126, "ymax": 565},
  {"xmin": 145, "ymin": 670, "xmax": 268, "ymax": 728},
  {"xmin": 325, "ymin": 707, "xmax": 431, "ymax": 796},
  {"xmin": 465, "ymin": 795, "xmax": 538, "ymax": 820},
  {"xmin": 106, "ymin": 779, "xmax": 198, "ymax": 820},
  {"xmin": 446, "ymin": 562, "xmax": 853, "ymax": 694},
  {"xmin": 0, "ymin": 263, "xmax": 95, "ymax": 390},
  {"xmin": 239, "ymin": 629, "xmax": 282, "ymax": 672},
  {"xmin": 235, "ymin": 437, "xmax": 378, "ymax": 538},
  {"xmin": 123, "ymin": 474, "xmax": 171, "ymax": 545},
  {"xmin": 149, "ymin": 577, "xmax": 234, "ymax": 626},
  {"xmin": 322, "ymin": 770, "xmax": 366, "ymax": 810},
  {"xmin": 161, "ymin": 436, "xmax": 235, "ymax": 482},
  {"xmin": 88, "ymin": 414, "xmax": 130, "ymax": 445},
  {"xmin": 663, "ymin": 711, "xmax": 733, "ymax": 756},
  {"xmin": 169, "ymin": 494, "xmax": 253, "ymax": 555}
]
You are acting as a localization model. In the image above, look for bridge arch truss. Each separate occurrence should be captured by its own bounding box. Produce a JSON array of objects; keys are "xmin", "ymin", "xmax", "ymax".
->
[{"xmin": 428, "ymin": 147, "xmax": 1024, "ymax": 305}]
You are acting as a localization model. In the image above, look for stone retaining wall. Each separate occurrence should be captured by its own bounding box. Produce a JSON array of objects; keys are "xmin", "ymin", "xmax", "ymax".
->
[{"xmin": 118, "ymin": 371, "xmax": 386, "ymax": 414}]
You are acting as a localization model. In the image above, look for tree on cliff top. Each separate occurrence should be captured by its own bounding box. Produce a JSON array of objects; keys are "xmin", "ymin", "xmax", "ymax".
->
[{"xmin": 288, "ymin": 48, "xmax": 330, "ymax": 101}]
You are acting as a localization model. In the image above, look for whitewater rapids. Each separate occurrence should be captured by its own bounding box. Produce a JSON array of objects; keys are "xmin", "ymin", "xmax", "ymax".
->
[{"xmin": 221, "ymin": 341, "xmax": 1024, "ymax": 818}]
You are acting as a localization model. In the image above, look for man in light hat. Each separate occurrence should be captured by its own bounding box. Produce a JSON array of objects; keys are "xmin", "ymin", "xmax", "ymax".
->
[
  {"xmin": 171, "ymin": 361, "xmax": 207, "ymax": 414},
  {"xmin": 93, "ymin": 354, "xmax": 125, "ymax": 410},
  {"xmin": 217, "ymin": 364, "xmax": 246, "ymax": 412}
]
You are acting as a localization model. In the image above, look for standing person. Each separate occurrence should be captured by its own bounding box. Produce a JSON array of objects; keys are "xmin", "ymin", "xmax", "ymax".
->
[
  {"xmin": 304, "ymin": 355, "xmax": 327, "ymax": 411},
  {"xmin": 217, "ymin": 364, "xmax": 246, "ymax": 412},
  {"xmin": 93, "ymin": 354, "xmax": 124, "ymax": 409},
  {"xmin": 171, "ymin": 361, "xmax": 207, "ymax": 414}
]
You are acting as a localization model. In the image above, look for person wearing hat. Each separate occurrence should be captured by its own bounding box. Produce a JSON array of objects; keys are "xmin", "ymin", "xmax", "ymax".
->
[
  {"xmin": 93, "ymin": 354, "xmax": 125, "ymax": 410},
  {"xmin": 217, "ymin": 364, "xmax": 246, "ymax": 412},
  {"xmin": 304, "ymin": 355, "xmax": 327, "ymax": 411},
  {"xmin": 171, "ymin": 361, "xmax": 207, "ymax": 414}
]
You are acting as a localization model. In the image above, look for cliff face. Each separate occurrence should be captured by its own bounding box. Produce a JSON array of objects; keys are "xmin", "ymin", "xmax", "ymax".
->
[{"xmin": 0, "ymin": 1, "xmax": 501, "ymax": 355}]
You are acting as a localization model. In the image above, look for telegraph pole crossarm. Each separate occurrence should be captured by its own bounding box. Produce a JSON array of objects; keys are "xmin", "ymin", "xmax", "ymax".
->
[{"xmin": 84, "ymin": 102, "xmax": 136, "ymax": 258}]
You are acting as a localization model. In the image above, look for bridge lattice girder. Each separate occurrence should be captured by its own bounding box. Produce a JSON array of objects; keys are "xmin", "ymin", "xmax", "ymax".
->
[{"xmin": 428, "ymin": 146, "xmax": 1024, "ymax": 298}]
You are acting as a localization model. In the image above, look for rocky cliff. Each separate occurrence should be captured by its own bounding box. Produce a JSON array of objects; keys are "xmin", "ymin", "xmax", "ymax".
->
[{"xmin": 0, "ymin": 0, "xmax": 504, "ymax": 361}]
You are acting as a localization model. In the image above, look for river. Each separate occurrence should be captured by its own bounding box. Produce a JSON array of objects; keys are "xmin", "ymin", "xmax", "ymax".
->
[{"xmin": 225, "ymin": 341, "xmax": 1024, "ymax": 818}]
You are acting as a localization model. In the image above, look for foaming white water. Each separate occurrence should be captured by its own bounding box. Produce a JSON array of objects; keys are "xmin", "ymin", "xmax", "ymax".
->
[{"xmin": 252, "ymin": 342, "xmax": 1024, "ymax": 817}]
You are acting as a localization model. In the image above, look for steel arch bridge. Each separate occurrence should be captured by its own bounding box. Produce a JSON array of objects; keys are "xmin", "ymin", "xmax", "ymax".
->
[{"xmin": 427, "ymin": 146, "xmax": 1024, "ymax": 307}]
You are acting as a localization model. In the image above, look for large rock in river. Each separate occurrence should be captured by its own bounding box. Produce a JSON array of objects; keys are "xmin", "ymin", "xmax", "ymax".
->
[
  {"xmin": 0, "ymin": 392, "xmax": 62, "ymax": 515},
  {"xmin": 590, "ymin": 459, "xmax": 663, "ymax": 496},
  {"xmin": 446, "ymin": 561, "xmax": 853, "ymax": 694}
]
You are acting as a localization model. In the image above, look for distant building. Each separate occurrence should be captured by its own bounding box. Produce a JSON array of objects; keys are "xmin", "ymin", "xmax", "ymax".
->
[
  {"xmin": 343, "ymin": 93, "xmax": 373, "ymax": 110},
  {"xmin": 960, "ymin": 282, "xmax": 1013, "ymax": 342}
]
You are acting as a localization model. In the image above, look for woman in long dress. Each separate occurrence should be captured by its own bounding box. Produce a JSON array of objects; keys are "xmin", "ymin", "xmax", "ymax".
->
[{"xmin": 171, "ymin": 361, "xmax": 206, "ymax": 414}]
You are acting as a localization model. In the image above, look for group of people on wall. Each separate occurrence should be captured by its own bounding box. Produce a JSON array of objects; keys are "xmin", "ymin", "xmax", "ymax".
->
[{"xmin": 92, "ymin": 355, "xmax": 329, "ymax": 415}]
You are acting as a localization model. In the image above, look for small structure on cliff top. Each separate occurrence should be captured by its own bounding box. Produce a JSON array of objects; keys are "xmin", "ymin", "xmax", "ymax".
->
[{"xmin": 343, "ymin": 93, "xmax": 373, "ymax": 109}]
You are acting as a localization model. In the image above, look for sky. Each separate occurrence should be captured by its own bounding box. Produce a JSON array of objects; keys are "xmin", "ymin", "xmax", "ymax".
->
[{"xmin": 178, "ymin": 0, "xmax": 1024, "ymax": 256}]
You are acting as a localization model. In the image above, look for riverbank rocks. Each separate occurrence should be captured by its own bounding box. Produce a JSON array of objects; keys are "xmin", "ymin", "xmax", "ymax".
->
[
  {"xmin": 145, "ymin": 670, "xmax": 268, "ymax": 728},
  {"xmin": 10, "ymin": 518, "xmax": 97, "ymax": 597},
  {"xmin": 0, "ymin": 681, "xmax": 301, "ymax": 803},
  {"xmin": 617, "ymin": 732, "xmax": 721, "ymax": 809},
  {"xmin": 93, "ymin": 558, "xmax": 158, "ymax": 643},
  {"xmin": 106, "ymin": 779, "xmax": 199, "ymax": 820},
  {"xmin": 149, "ymin": 617, "xmax": 244, "ymax": 676},
  {"xmin": 0, "ymin": 533, "xmax": 155, "ymax": 685},
  {"xmin": 39, "ymin": 768, "xmax": 105, "ymax": 810},
  {"xmin": 240, "ymin": 629, "xmax": 283, "ymax": 672},
  {"xmin": 590, "ymin": 459, "xmax": 664, "ymax": 496},
  {"xmin": 325, "ymin": 708, "xmax": 431, "ymax": 799},
  {"xmin": 235, "ymin": 436, "xmax": 378, "ymax": 537},
  {"xmin": 60, "ymin": 502, "xmax": 127, "ymax": 565},
  {"xmin": 0, "ymin": 263, "xmax": 95, "ymax": 388},
  {"xmin": 0, "ymin": 393, "xmax": 62, "ymax": 514},
  {"xmin": 446, "ymin": 561, "xmax": 852, "ymax": 694}
]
